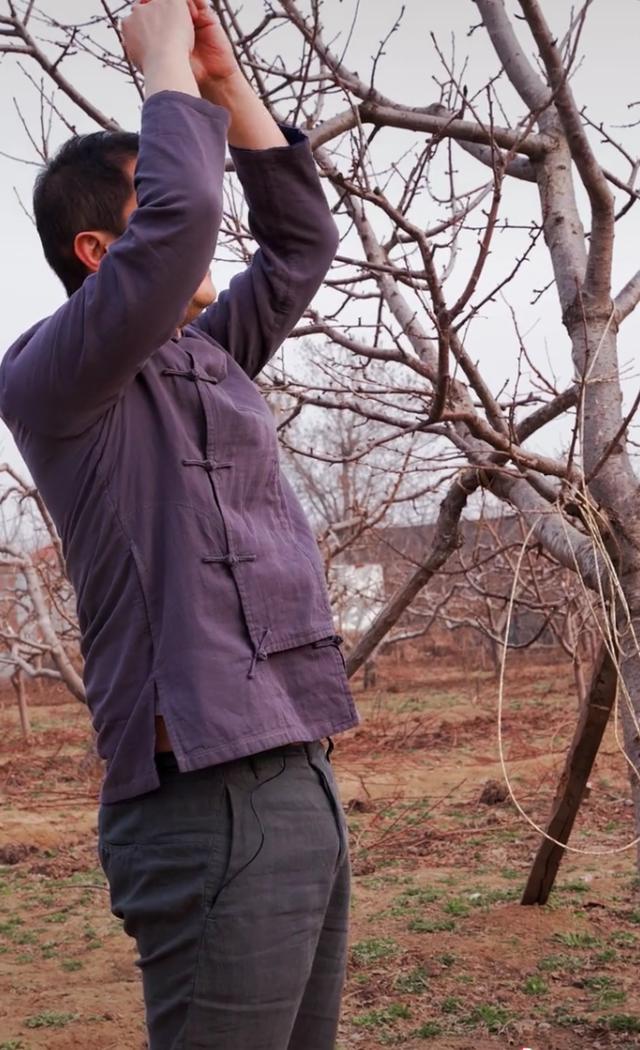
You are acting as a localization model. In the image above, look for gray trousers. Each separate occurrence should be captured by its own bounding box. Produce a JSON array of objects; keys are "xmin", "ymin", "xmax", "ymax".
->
[{"xmin": 98, "ymin": 740, "xmax": 350, "ymax": 1050}]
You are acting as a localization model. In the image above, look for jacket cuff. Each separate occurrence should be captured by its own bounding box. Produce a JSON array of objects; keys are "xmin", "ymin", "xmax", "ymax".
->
[
  {"xmin": 229, "ymin": 125, "xmax": 320, "ymax": 218},
  {"xmin": 142, "ymin": 90, "xmax": 231, "ymax": 129},
  {"xmin": 229, "ymin": 124, "xmax": 308, "ymax": 159}
]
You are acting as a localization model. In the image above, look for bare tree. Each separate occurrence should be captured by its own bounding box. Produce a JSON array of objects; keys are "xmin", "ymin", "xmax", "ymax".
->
[
  {"xmin": 274, "ymin": 345, "xmax": 441, "ymax": 629},
  {"xmin": 427, "ymin": 512, "xmax": 601, "ymax": 700},
  {"xmin": 0, "ymin": 465, "xmax": 85, "ymax": 726},
  {"xmin": 327, "ymin": 504, "xmax": 601, "ymax": 696}
]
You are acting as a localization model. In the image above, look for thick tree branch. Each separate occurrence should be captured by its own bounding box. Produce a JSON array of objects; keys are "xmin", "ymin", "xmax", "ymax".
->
[
  {"xmin": 457, "ymin": 140, "xmax": 536, "ymax": 181},
  {"xmin": 359, "ymin": 101, "xmax": 550, "ymax": 158},
  {"xmin": 517, "ymin": 0, "xmax": 614, "ymax": 304},
  {"xmin": 473, "ymin": 0, "xmax": 551, "ymax": 115},
  {"xmin": 517, "ymin": 386, "xmax": 579, "ymax": 443},
  {"xmin": 614, "ymin": 270, "xmax": 640, "ymax": 324},
  {"xmin": 308, "ymin": 102, "xmax": 549, "ymax": 157},
  {"xmin": 488, "ymin": 475, "xmax": 602, "ymax": 591},
  {"xmin": 346, "ymin": 470, "xmax": 477, "ymax": 675}
]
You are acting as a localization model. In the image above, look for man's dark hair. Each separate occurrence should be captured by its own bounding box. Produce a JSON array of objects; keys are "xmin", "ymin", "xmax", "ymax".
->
[{"xmin": 33, "ymin": 130, "xmax": 140, "ymax": 297}]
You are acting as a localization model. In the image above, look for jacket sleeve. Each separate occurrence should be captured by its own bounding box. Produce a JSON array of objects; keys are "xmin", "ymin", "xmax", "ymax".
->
[
  {"xmin": 0, "ymin": 91, "xmax": 229, "ymax": 437},
  {"xmin": 193, "ymin": 126, "xmax": 339, "ymax": 379}
]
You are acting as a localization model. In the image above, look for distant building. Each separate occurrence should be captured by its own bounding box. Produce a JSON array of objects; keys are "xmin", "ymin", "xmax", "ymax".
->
[{"xmin": 329, "ymin": 516, "xmax": 564, "ymax": 657}]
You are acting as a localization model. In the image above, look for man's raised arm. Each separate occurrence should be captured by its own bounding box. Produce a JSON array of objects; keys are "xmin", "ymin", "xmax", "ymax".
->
[
  {"xmin": 1, "ymin": 0, "xmax": 229, "ymax": 437},
  {"xmin": 189, "ymin": 2, "xmax": 339, "ymax": 379}
]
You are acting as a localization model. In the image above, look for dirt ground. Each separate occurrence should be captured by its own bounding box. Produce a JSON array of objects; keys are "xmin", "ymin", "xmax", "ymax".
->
[{"xmin": 1, "ymin": 654, "xmax": 640, "ymax": 1049}]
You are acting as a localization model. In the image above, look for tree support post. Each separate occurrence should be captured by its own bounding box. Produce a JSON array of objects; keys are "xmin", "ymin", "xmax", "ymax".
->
[{"xmin": 521, "ymin": 645, "xmax": 617, "ymax": 905}]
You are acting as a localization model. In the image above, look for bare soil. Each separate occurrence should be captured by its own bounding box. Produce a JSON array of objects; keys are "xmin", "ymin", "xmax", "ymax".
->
[{"xmin": 1, "ymin": 655, "xmax": 639, "ymax": 1049}]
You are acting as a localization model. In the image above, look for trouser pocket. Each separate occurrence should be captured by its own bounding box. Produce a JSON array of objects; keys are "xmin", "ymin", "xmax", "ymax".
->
[
  {"xmin": 97, "ymin": 767, "xmax": 232, "ymax": 936},
  {"xmin": 306, "ymin": 750, "xmax": 348, "ymax": 872}
]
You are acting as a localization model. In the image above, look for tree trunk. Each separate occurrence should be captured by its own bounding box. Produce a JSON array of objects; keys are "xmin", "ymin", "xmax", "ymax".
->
[{"xmin": 522, "ymin": 644, "xmax": 617, "ymax": 903}]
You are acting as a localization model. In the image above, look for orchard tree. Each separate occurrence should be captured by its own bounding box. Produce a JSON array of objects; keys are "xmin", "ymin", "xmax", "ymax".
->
[{"xmin": 0, "ymin": 466, "xmax": 85, "ymax": 735}]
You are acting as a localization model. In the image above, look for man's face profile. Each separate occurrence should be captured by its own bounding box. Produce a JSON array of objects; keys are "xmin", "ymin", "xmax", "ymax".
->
[{"xmin": 75, "ymin": 154, "xmax": 217, "ymax": 325}]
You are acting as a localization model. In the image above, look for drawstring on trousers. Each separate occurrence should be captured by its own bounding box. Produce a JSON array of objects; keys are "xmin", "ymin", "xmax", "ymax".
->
[{"xmin": 210, "ymin": 756, "xmax": 287, "ymax": 908}]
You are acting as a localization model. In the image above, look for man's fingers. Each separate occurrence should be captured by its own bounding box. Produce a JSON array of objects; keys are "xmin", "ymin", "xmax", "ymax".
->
[
  {"xmin": 192, "ymin": 0, "xmax": 217, "ymax": 15},
  {"xmin": 133, "ymin": 0, "xmax": 200, "ymax": 22},
  {"xmin": 136, "ymin": 0, "xmax": 195, "ymax": 7}
]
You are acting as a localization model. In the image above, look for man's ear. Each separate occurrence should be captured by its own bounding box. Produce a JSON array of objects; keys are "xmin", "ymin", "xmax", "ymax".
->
[{"xmin": 73, "ymin": 230, "xmax": 116, "ymax": 274}]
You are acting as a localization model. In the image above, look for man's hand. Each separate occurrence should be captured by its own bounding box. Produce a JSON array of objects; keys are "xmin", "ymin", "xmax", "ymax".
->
[
  {"xmin": 187, "ymin": 0, "xmax": 239, "ymax": 85},
  {"xmin": 122, "ymin": 0, "xmax": 198, "ymax": 99},
  {"xmin": 129, "ymin": 0, "xmax": 283, "ymax": 148},
  {"xmin": 122, "ymin": 0, "xmax": 195, "ymax": 72},
  {"xmin": 185, "ymin": 0, "xmax": 285, "ymax": 149}
]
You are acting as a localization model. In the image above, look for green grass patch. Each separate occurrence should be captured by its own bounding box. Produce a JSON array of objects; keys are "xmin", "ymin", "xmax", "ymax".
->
[
  {"xmin": 553, "ymin": 931, "xmax": 600, "ymax": 949},
  {"xmin": 408, "ymin": 917, "xmax": 455, "ymax": 934},
  {"xmin": 393, "ymin": 965, "xmax": 429, "ymax": 994},
  {"xmin": 352, "ymin": 1003, "xmax": 411, "ymax": 1029},
  {"xmin": 597, "ymin": 987, "xmax": 626, "ymax": 1008},
  {"xmin": 350, "ymin": 937, "xmax": 400, "ymax": 966},
  {"xmin": 360, "ymin": 873, "xmax": 405, "ymax": 891},
  {"xmin": 28, "ymin": 893, "xmax": 55, "ymax": 908},
  {"xmin": 390, "ymin": 887, "xmax": 441, "ymax": 915},
  {"xmin": 552, "ymin": 1006, "xmax": 589, "ymax": 1028},
  {"xmin": 413, "ymin": 1021, "xmax": 442, "ymax": 1038},
  {"xmin": 583, "ymin": 975, "xmax": 614, "ymax": 990},
  {"xmin": 0, "ymin": 917, "xmax": 24, "ymax": 938},
  {"xmin": 465, "ymin": 1004, "xmax": 511, "ymax": 1032},
  {"xmin": 467, "ymin": 887, "xmax": 519, "ymax": 907},
  {"xmin": 443, "ymin": 898, "xmax": 469, "ymax": 917},
  {"xmin": 537, "ymin": 953, "xmax": 580, "ymax": 974},
  {"xmin": 25, "ymin": 1011, "xmax": 78, "ymax": 1029},
  {"xmin": 82, "ymin": 923, "xmax": 103, "ymax": 949},
  {"xmin": 604, "ymin": 1015, "xmax": 640, "ymax": 1032},
  {"xmin": 610, "ymin": 930, "xmax": 637, "ymax": 947},
  {"xmin": 44, "ymin": 911, "xmax": 69, "ymax": 925},
  {"xmin": 524, "ymin": 974, "xmax": 548, "ymax": 996},
  {"xmin": 556, "ymin": 880, "xmax": 588, "ymax": 894}
]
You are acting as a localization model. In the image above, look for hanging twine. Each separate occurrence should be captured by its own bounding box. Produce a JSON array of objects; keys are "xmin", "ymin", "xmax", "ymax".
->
[{"xmin": 497, "ymin": 307, "xmax": 640, "ymax": 856}]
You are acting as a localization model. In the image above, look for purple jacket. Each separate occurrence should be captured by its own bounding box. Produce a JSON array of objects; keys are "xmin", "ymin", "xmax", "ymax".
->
[{"xmin": 0, "ymin": 92, "xmax": 359, "ymax": 802}]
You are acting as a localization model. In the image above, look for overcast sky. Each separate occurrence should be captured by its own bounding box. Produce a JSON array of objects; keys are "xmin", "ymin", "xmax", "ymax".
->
[{"xmin": 0, "ymin": 0, "xmax": 638, "ymax": 475}]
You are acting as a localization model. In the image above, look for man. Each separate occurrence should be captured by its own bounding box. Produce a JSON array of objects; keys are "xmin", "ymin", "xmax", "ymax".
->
[{"xmin": 0, "ymin": 1, "xmax": 360, "ymax": 1047}]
